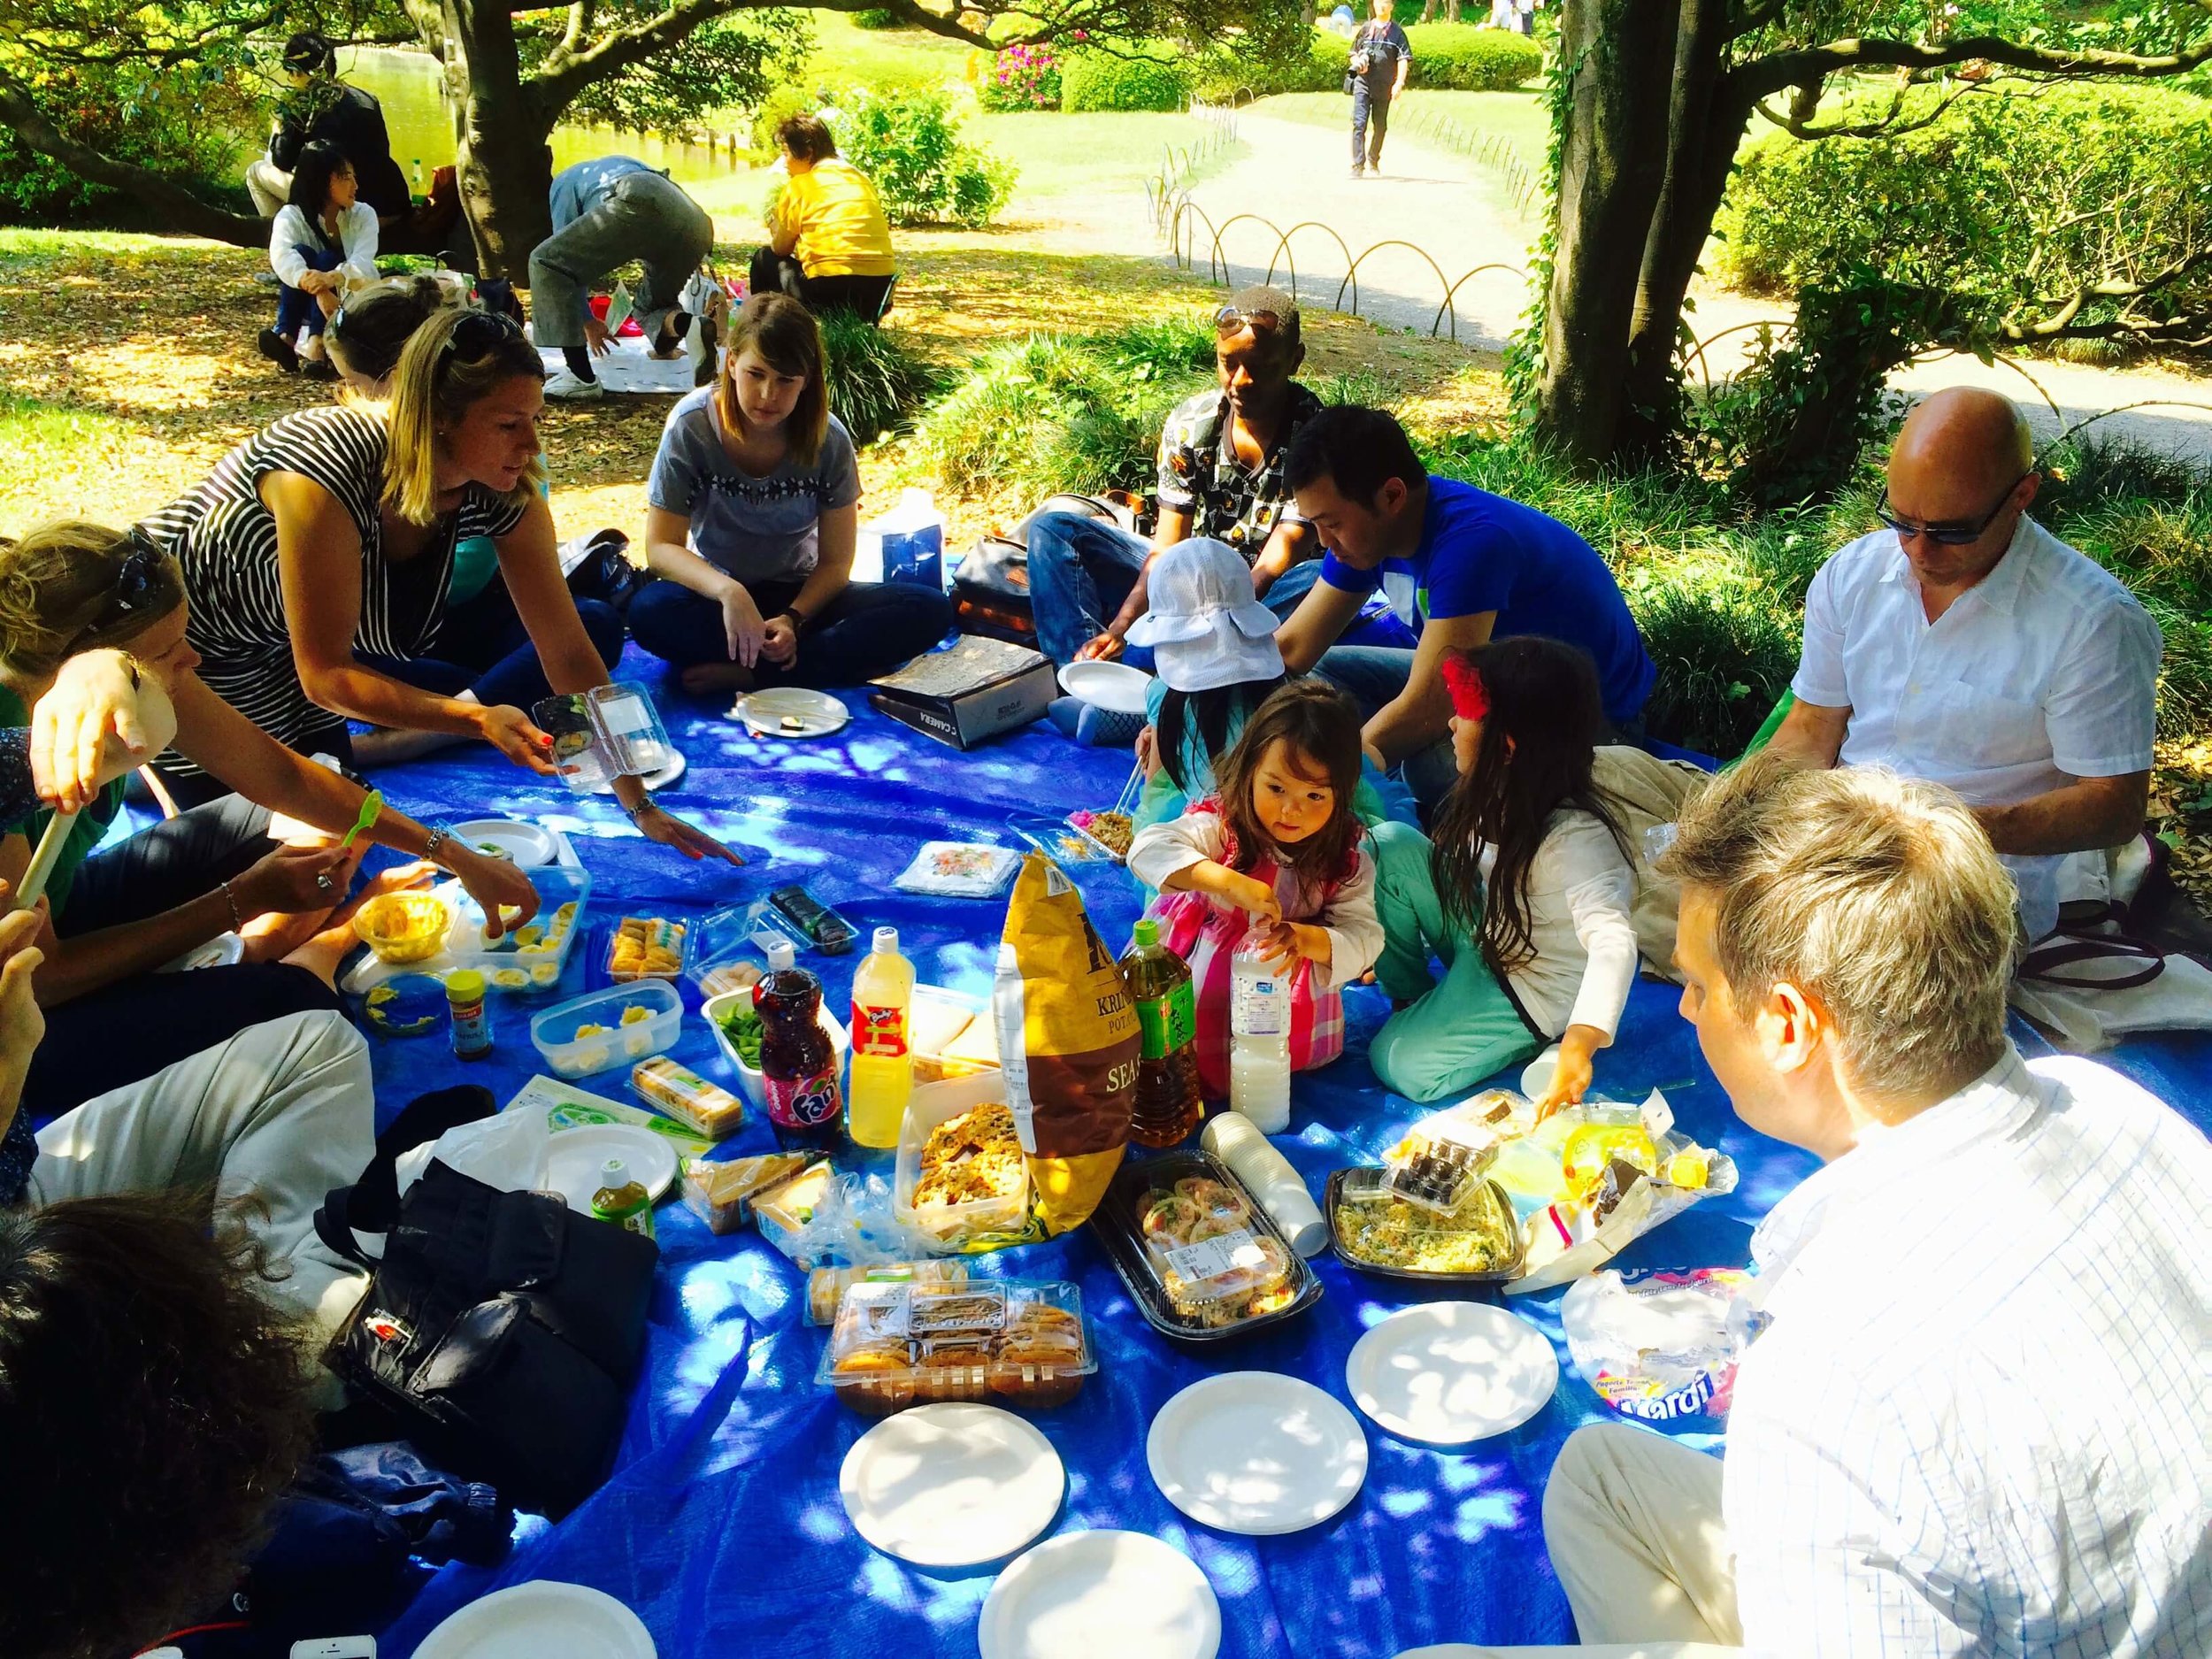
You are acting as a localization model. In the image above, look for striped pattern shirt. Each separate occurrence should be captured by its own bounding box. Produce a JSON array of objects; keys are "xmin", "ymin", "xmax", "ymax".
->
[
  {"xmin": 1724, "ymin": 1048, "xmax": 2212, "ymax": 1655},
  {"xmin": 137, "ymin": 406, "xmax": 526, "ymax": 776}
]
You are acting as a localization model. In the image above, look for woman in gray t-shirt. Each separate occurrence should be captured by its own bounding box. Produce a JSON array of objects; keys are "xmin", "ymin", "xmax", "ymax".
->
[{"xmin": 631, "ymin": 293, "xmax": 951, "ymax": 694}]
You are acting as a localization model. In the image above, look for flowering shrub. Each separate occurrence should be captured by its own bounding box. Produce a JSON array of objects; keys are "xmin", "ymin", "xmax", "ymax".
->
[{"xmin": 978, "ymin": 43, "xmax": 1063, "ymax": 111}]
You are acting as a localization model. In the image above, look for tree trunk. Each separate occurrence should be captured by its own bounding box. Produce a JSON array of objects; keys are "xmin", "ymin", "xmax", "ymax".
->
[
  {"xmin": 1611, "ymin": 0, "xmax": 1736, "ymax": 460},
  {"xmin": 445, "ymin": 0, "xmax": 557, "ymax": 279},
  {"xmin": 1532, "ymin": 0, "xmax": 1682, "ymax": 467},
  {"xmin": 0, "ymin": 73, "xmax": 268, "ymax": 250}
]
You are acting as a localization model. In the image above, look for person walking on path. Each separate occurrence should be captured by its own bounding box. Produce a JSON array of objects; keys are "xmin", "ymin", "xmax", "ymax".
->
[
  {"xmin": 534, "ymin": 157, "xmax": 716, "ymax": 402},
  {"xmin": 753, "ymin": 115, "xmax": 898, "ymax": 322},
  {"xmin": 1348, "ymin": 0, "xmax": 1411, "ymax": 179}
]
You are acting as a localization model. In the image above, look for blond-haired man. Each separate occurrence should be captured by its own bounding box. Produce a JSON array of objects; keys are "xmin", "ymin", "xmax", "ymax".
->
[{"xmin": 1535, "ymin": 758, "xmax": 2212, "ymax": 1656}]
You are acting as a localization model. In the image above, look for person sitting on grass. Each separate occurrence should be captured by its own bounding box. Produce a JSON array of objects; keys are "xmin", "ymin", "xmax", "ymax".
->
[
  {"xmin": 1763, "ymin": 387, "xmax": 2161, "ymax": 949},
  {"xmin": 243, "ymin": 31, "xmax": 409, "ymax": 224},
  {"xmin": 0, "ymin": 521, "xmax": 537, "ymax": 1123},
  {"xmin": 534, "ymin": 155, "xmax": 717, "ymax": 402},
  {"xmin": 753, "ymin": 114, "xmax": 899, "ymax": 322},
  {"xmin": 631, "ymin": 293, "xmax": 952, "ymax": 695},
  {"xmin": 1367, "ymin": 639, "xmax": 1639, "ymax": 1110},
  {"xmin": 1276, "ymin": 404, "xmax": 1655, "ymax": 809},
  {"xmin": 1536, "ymin": 756, "xmax": 2212, "ymax": 1655},
  {"xmin": 259, "ymin": 140, "xmax": 379, "ymax": 382}
]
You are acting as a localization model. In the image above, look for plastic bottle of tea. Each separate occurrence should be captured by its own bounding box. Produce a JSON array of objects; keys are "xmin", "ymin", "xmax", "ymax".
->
[{"xmin": 1120, "ymin": 919, "xmax": 1203, "ymax": 1147}]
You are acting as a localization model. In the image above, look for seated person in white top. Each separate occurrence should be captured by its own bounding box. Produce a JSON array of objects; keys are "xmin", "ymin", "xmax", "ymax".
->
[
  {"xmin": 1766, "ymin": 387, "xmax": 2161, "ymax": 946},
  {"xmin": 1531, "ymin": 757, "xmax": 2212, "ymax": 1658}
]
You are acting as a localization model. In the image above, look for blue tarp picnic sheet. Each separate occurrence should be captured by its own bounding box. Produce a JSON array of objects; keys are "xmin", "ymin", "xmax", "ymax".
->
[{"xmin": 314, "ymin": 648, "xmax": 2211, "ymax": 1657}]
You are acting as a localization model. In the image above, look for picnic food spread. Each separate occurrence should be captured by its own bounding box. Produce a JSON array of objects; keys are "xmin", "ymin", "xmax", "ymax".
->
[
  {"xmin": 911, "ymin": 1102, "xmax": 1027, "ymax": 1214},
  {"xmin": 822, "ymin": 1280, "xmax": 1095, "ymax": 1416},
  {"xmin": 611, "ymin": 916, "xmax": 687, "ymax": 981}
]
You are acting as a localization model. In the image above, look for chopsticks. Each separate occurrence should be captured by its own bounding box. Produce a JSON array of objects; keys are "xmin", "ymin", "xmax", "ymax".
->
[{"xmin": 1110, "ymin": 754, "xmax": 1145, "ymax": 819}]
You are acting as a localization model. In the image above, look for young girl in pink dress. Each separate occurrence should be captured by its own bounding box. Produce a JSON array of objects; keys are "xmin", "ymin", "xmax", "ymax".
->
[{"xmin": 1126, "ymin": 681, "xmax": 1384, "ymax": 1095}]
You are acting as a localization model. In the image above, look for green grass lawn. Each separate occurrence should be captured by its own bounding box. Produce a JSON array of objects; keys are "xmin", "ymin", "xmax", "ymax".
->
[
  {"xmin": 803, "ymin": 14, "xmax": 973, "ymax": 88},
  {"xmin": 973, "ymin": 111, "xmax": 1245, "ymax": 203}
]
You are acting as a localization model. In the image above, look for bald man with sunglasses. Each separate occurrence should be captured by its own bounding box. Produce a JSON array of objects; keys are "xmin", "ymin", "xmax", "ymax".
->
[{"xmin": 1766, "ymin": 388, "xmax": 2162, "ymax": 944}]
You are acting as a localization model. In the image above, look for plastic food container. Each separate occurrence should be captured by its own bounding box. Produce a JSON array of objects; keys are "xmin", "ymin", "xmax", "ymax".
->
[
  {"xmin": 1092, "ymin": 1150, "xmax": 1320, "ymax": 1341},
  {"xmin": 1062, "ymin": 810, "xmax": 1131, "ymax": 864},
  {"xmin": 534, "ymin": 682, "xmax": 674, "ymax": 792},
  {"xmin": 895, "ymin": 1091, "xmax": 1030, "ymax": 1247},
  {"xmin": 631, "ymin": 1056, "xmax": 746, "ymax": 1141},
  {"xmin": 908, "ymin": 983, "xmax": 1003, "ymax": 1118},
  {"xmin": 680, "ymin": 1152, "xmax": 813, "ymax": 1234},
  {"xmin": 447, "ymin": 864, "xmax": 591, "ymax": 994},
  {"xmin": 805, "ymin": 1260, "xmax": 970, "ymax": 1325},
  {"xmin": 606, "ymin": 914, "xmax": 688, "ymax": 983},
  {"xmin": 1326, "ymin": 1168, "xmax": 1525, "ymax": 1284},
  {"xmin": 817, "ymin": 1279, "xmax": 1095, "ymax": 1417},
  {"xmin": 1005, "ymin": 812, "xmax": 1118, "ymax": 866},
  {"xmin": 684, "ymin": 902, "xmax": 791, "ymax": 999},
  {"xmin": 352, "ymin": 891, "xmax": 455, "ymax": 965},
  {"xmin": 529, "ymin": 979, "xmax": 681, "ymax": 1079},
  {"xmin": 892, "ymin": 841, "xmax": 1022, "ymax": 899},
  {"xmin": 702, "ymin": 987, "xmax": 850, "ymax": 1111},
  {"xmin": 1381, "ymin": 1089, "xmax": 1532, "ymax": 1215}
]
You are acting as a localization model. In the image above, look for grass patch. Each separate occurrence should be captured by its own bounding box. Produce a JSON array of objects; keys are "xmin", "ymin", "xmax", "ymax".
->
[
  {"xmin": 972, "ymin": 111, "xmax": 1245, "ymax": 204},
  {"xmin": 800, "ymin": 14, "xmax": 972, "ymax": 90},
  {"xmin": 822, "ymin": 311, "xmax": 949, "ymax": 445}
]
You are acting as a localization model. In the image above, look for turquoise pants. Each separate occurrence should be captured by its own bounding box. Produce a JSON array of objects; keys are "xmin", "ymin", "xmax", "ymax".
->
[{"xmin": 1366, "ymin": 820, "xmax": 1543, "ymax": 1103}]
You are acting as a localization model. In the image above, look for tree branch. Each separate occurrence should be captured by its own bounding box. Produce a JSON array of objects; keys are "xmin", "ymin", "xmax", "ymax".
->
[
  {"xmin": 0, "ymin": 68, "xmax": 268, "ymax": 248},
  {"xmin": 1736, "ymin": 24, "xmax": 2212, "ymax": 105},
  {"xmin": 1752, "ymin": 79, "xmax": 1982, "ymax": 140},
  {"xmin": 2001, "ymin": 246, "xmax": 2212, "ymax": 344}
]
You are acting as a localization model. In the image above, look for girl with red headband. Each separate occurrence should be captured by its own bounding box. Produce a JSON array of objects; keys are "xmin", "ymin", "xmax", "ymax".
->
[{"xmin": 1365, "ymin": 637, "xmax": 1640, "ymax": 1110}]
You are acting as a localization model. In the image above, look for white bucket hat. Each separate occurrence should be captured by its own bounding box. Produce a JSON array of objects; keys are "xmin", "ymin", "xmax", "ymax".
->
[{"xmin": 1124, "ymin": 537, "xmax": 1285, "ymax": 693}]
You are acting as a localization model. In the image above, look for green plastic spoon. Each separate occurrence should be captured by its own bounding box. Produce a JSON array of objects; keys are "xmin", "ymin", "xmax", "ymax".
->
[{"xmin": 340, "ymin": 789, "xmax": 384, "ymax": 851}]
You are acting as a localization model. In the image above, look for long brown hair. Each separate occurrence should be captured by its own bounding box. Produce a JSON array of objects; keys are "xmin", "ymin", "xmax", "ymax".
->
[
  {"xmin": 0, "ymin": 520, "xmax": 187, "ymax": 684},
  {"xmin": 715, "ymin": 292, "xmax": 830, "ymax": 468},
  {"xmin": 1432, "ymin": 637, "xmax": 1630, "ymax": 978},
  {"xmin": 1210, "ymin": 680, "xmax": 1364, "ymax": 886}
]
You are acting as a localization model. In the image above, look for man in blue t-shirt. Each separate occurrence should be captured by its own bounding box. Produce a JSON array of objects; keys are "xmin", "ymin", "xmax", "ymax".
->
[{"xmin": 1276, "ymin": 405, "xmax": 1655, "ymax": 805}]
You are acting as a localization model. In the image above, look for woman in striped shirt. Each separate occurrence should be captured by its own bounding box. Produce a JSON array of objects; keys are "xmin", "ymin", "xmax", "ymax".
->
[{"xmin": 139, "ymin": 308, "xmax": 734, "ymax": 864}]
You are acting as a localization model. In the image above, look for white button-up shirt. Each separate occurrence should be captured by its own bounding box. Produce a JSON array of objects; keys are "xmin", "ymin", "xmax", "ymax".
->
[
  {"xmin": 1792, "ymin": 517, "xmax": 2162, "ymax": 941},
  {"xmin": 1724, "ymin": 1048, "xmax": 2212, "ymax": 1656}
]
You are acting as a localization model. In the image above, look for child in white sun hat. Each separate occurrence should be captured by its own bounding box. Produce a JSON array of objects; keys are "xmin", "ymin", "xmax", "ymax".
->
[{"xmin": 1127, "ymin": 537, "xmax": 1409, "ymax": 836}]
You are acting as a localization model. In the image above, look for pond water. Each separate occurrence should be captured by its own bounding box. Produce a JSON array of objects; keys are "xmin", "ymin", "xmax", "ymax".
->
[{"xmin": 339, "ymin": 46, "xmax": 749, "ymax": 188}]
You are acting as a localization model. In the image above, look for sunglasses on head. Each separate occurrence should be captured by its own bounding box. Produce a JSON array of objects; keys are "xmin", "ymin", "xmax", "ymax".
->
[
  {"xmin": 112, "ymin": 529, "xmax": 167, "ymax": 616},
  {"xmin": 441, "ymin": 309, "xmax": 523, "ymax": 365},
  {"xmin": 1215, "ymin": 303, "xmax": 1289, "ymax": 340},
  {"xmin": 1875, "ymin": 470, "xmax": 2029, "ymax": 547}
]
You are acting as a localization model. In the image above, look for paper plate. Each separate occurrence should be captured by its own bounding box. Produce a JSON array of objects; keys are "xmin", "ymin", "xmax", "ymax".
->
[
  {"xmin": 1056, "ymin": 658, "xmax": 1155, "ymax": 716},
  {"xmin": 1146, "ymin": 1372, "xmax": 1367, "ymax": 1535},
  {"xmin": 841, "ymin": 1402, "xmax": 1064, "ymax": 1567},
  {"xmin": 414, "ymin": 1580, "xmax": 655, "ymax": 1659},
  {"xmin": 580, "ymin": 749, "xmax": 687, "ymax": 794},
  {"xmin": 1345, "ymin": 1302, "xmax": 1559, "ymax": 1446},
  {"xmin": 453, "ymin": 818, "xmax": 558, "ymax": 868},
  {"xmin": 544, "ymin": 1124, "xmax": 679, "ymax": 1216},
  {"xmin": 978, "ymin": 1531, "xmax": 1219, "ymax": 1659},
  {"xmin": 734, "ymin": 687, "xmax": 850, "ymax": 739},
  {"xmin": 160, "ymin": 932, "xmax": 243, "ymax": 973}
]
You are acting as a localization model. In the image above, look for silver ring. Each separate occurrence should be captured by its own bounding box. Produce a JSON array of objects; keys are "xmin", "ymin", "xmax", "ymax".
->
[{"xmin": 316, "ymin": 872, "xmax": 335, "ymax": 892}]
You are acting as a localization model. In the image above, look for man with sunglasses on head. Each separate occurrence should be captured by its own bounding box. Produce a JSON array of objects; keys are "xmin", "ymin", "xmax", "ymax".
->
[
  {"xmin": 1025, "ymin": 290, "xmax": 1326, "ymax": 712},
  {"xmin": 1766, "ymin": 387, "xmax": 2162, "ymax": 947}
]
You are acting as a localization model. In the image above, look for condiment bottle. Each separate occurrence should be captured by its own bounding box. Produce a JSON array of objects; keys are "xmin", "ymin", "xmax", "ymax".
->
[
  {"xmin": 1121, "ymin": 919, "xmax": 1202, "ymax": 1147},
  {"xmin": 590, "ymin": 1156, "xmax": 656, "ymax": 1240},
  {"xmin": 1228, "ymin": 941, "xmax": 1291, "ymax": 1133},
  {"xmin": 447, "ymin": 968, "xmax": 492, "ymax": 1060},
  {"xmin": 756, "ymin": 964, "xmax": 848, "ymax": 1156},
  {"xmin": 848, "ymin": 926, "xmax": 915, "ymax": 1150}
]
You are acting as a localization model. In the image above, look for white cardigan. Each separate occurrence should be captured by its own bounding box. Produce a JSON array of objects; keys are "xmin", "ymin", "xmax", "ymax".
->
[
  {"xmin": 1482, "ymin": 809, "xmax": 1640, "ymax": 1040},
  {"xmin": 269, "ymin": 202, "xmax": 380, "ymax": 290}
]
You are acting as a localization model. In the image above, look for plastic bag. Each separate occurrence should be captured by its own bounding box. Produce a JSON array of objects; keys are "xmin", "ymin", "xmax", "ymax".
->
[
  {"xmin": 761, "ymin": 1169, "xmax": 953, "ymax": 1271},
  {"xmin": 393, "ymin": 1105, "xmax": 550, "ymax": 1199},
  {"xmin": 1560, "ymin": 1267, "xmax": 1762, "ymax": 1425}
]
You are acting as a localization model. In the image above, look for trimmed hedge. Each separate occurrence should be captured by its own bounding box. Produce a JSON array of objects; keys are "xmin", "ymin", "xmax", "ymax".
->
[
  {"xmin": 851, "ymin": 7, "xmax": 904, "ymax": 25},
  {"xmin": 1191, "ymin": 32, "xmax": 1344, "ymax": 100},
  {"xmin": 1400, "ymin": 24, "xmax": 1543, "ymax": 90},
  {"xmin": 1060, "ymin": 48, "xmax": 1194, "ymax": 111}
]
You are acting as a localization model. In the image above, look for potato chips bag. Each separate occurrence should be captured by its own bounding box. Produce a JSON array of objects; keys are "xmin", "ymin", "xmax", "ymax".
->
[{"xmin": 992, "ymin": 852, "xmax": 1140, "ymax": 1233}]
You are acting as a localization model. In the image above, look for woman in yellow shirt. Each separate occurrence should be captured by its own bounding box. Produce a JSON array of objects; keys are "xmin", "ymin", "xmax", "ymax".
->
[{"xmin": 749, "ymin": 115, "xmax": 897, "ymax": 321}]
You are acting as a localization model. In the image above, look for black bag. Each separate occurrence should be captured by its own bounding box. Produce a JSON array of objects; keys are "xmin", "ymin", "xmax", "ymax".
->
[
  {"xmin": 315, "ymin": 1161, "xmax": 659, "ymax": 1518},
  {"xmin": 951, "ymin": 492, "xmax": 1144, "ymax": 645},
  {"xmin": 561, "ymin": 526, "xmax": 650, "ymax": 618}
]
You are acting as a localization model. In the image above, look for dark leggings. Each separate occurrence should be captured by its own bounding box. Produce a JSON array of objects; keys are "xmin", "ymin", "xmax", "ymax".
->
[
  {"xmin": 627, "ymin": 576, "xmax": 951, "ymax": 688},
  {"xmin": 23, "ymin": 793, "xmax": 343, "ymax": 1124},
  {"xmin": 748, "ymin": 247, "xmax": 895, "ymax": 321}
]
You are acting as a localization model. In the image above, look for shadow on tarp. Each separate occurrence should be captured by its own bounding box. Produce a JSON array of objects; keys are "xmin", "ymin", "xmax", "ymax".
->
[{"xmin": 358, "ymin": 648, "xmax": 2212, "ymax": 1657}]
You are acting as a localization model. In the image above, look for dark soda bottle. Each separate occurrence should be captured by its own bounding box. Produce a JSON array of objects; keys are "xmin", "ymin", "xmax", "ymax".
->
[
  {"xmin": 1120, "ymin": 919, "xmax": 1203, "ymax": 1148},
  {"xmin": 757, "ymin": 965, "xmax": 848, "ymax": 1156}
]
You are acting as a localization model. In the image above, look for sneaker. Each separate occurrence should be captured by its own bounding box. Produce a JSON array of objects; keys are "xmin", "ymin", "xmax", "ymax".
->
[
  {"xmin": 257, "ymin": 327, "xmax": 300, "ymax": 374},
  {"xmin": 1349, "ymin": 164, "xmax": 1365, "ymax": 179},
  {"xmin": 543, "ymin": 366, "xmax": 605, "ymax": 401},
  {"xmin": 301, "ymin": 357, "xmax": 340, "ymax": 383}
]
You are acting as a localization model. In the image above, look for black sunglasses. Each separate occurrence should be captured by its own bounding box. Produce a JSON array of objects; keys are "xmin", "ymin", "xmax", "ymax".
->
[
  {"xmin": 441, "ymin": 309, "xmax": 523, "ymax": 365},
  {"xmin": 1875, "ymin": 471, "xmax": 2029, "ymax": 547},
  {"xmin": 113, "ymin": 529, "xmax": 168, "ymax": 616}
]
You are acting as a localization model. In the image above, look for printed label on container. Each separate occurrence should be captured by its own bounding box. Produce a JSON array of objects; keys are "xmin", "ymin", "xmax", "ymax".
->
[
  {"xmin": 852, "ymin": 1002, "xmax": 910, "ymax": 1058},
  {"xmin": 1133, "ymin": 980, "xmax": 1198, "ymax": 1061},
  {"xmin": 1232, "ymin": 975, "xmax": 1287, "ymax": 1039},
  {"xmin": 1162, "ymin": 1228, "xmax": 1267, "ymax": 1286},
  {"xmin": 764, "ymin": 1064, "xmax": 843, "ymax": 1128},
  {"xmin": 845, "ymin": 1284, "xmax": 911, "ymax": 1339}
]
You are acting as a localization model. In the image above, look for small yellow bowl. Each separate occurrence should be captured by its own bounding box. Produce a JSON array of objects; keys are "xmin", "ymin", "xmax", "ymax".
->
[{"xmin": 353, "ymin": 892, "xmax": 453, "ymax": 964}]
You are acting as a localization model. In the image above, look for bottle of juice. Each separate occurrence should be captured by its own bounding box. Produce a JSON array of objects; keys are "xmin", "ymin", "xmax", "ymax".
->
[
  {"xmin": 848, "ymin": 926, "xmax": 915, "ymax": 1149},
  {"xmin": 1229, "ymin": 941, "xmax": 1292, "ymax": 1133},
  {"xmin": 757, "ymin": 964, "xmax": 847, "ymax": 1155},
  {"xmin": 590, "ymin": 1156, "xmax": 656, "ymax": 1240},
  {"xmin": 1120, "ymin": 919, "xmax": 1202, "ymax": 1148}
]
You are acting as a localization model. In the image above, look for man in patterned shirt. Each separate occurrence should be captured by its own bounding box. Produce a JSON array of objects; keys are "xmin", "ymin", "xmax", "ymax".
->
[
  {"xmin": 1026, "ymin": 287, "xmax": 1325, "ymax": 674},
  {"xmin": 1530, "ymin": 757, "xmax": 2212, "ymax": 1657}
]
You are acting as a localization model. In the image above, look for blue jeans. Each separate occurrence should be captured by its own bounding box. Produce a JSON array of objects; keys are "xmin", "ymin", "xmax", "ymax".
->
[
  {"xmin": 274, "ymin": 243, "xmax": 342, "ymax": 341},
  {"xmin": 1351, "ymin": 81, "xmax": 1392, "ymax": 169},
  {"xmin": 1025, "ymin": 511, "xmax": 1156, "ymax": 671},
  {"xmin": 628, "ymin": 575, "xmax": 952, "ymax": 687},
  {"xmin": 1315, "ymin": 643, "xmax": 1460, "ymax": 808},
  {"xmin": 363, "ymin": 578, "xmax": 625, "ymax": 711}
]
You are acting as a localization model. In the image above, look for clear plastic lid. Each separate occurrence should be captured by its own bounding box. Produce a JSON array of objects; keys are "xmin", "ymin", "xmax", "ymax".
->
[
  {"xmin": 1380, "ymin": 1089, "xmax": 1531, "ymax": 1215},
  {"xmin": 445, "ymin": 864, "xmax": 591, "ymax": 995},
  {"xmin": 533, "ymin": 682, "xmax": 674, "ymax": 793},
  {"xmin": 605, "ymin": 914, "xmax": 688, "ymax": 983},
  {"xmin": 817, "ymin": 1279, "xmax": 1094, "ymax": 1417},
  {"xmin": 1097, "ymin": 1151, "xmax": 1317, "ymax": 1339},
  {"xmin": 892, "ymin": 841, "xmax": 1022, "ymax": 899}
]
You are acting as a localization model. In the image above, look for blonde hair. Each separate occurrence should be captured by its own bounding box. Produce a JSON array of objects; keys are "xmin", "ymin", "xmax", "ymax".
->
[
  {"xmin": 0, "ymin": 521, "xmax": 187, "ymax": 683},
  {"xmin": 715, "ymin": 293, "xmax": 829, "ymax": 469},
  {"xmin": 381, "ymin": 308, "xmax": 546, "ymax": 526},
  {"xmin": 1658, "ymin": 755, "xmax": 2018, "ymax": 1103}
]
